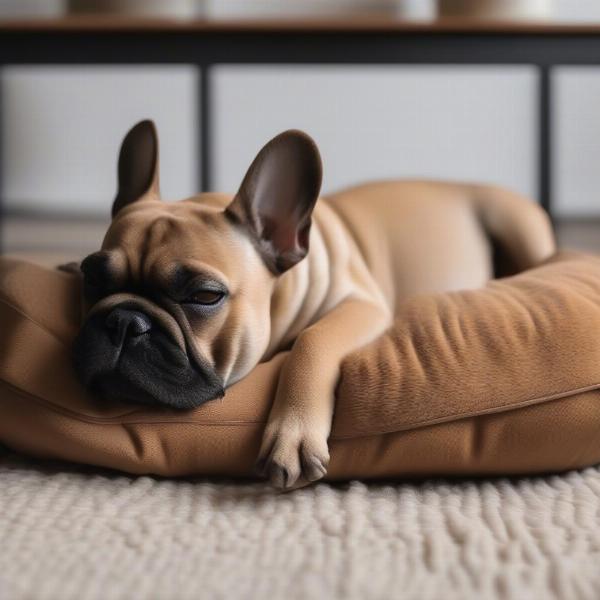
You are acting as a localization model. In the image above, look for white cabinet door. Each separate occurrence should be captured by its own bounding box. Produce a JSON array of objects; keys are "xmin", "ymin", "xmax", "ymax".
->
[
  {"xmin": 212, "ymin": 65, "xmax": 537, "ymax": 200},
  {"xmin": 554, "ymin": 68, "xmax": 600, "ymax": 217},
  {"xmin": 2, "ymin": 66, "xmax": 198, "ymax": 216}
]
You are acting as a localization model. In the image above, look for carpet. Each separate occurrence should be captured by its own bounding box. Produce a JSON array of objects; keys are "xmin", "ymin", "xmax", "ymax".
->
[{"xmin": 1, "ymin": 453, "xmax": 600, "ymax": 600}]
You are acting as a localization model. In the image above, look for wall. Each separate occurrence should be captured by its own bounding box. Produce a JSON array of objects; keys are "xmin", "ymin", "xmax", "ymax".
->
[
  {"xmin": 2, "ymin": 65, "xmax": 541, "ymax": 215},
  {"xmin": 2, "ymin": 0, "xmax": 600, "ymax": 217},
  {"xmin": 2, "ymin": 66, "xmax": 197, "ymax": 216},
  {"xmin": 212, "ymin": 66, "xmax": 536, "ymax": 198}
]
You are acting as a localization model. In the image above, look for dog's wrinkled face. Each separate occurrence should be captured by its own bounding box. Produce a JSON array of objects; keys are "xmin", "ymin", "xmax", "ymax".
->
[
  {"xmin": 73, "ymin": 121, "xmax": 322, "ymax": 409},
  {"xmin": 74, "ymin": 197, "xmax": 274, "ymax": 409}
]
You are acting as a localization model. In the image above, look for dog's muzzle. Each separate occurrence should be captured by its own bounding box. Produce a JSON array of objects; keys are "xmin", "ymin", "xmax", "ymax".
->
[{"xmin": 73, "ymin": 305, "xmax": 224, "ymax": 410}]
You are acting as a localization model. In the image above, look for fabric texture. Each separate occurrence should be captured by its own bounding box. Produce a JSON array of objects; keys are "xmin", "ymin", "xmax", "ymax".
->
[
  {"xmin": 1, "ymin": 452, "xmax": 600, "ymax": 600},
  {"xmin": 2, "ymin": 251, "xmax": 600, "ymax": 478}
]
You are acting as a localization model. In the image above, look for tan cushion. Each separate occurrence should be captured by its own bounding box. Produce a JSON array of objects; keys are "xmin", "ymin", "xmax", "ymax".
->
[{"xmin": 1, "ymin": 252, "xmax": 600, "ymax": 480}]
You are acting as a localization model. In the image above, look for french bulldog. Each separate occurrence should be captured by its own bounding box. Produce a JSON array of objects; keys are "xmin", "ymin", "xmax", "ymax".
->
[{"xmin": 73, "ymin": 120, "xmax": 555, "ymax": 488}]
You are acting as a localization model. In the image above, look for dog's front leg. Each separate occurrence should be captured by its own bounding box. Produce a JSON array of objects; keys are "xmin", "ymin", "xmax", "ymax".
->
[{"xmin": 257, "ymin": 297, "xmax": 390, "ymax": 489}]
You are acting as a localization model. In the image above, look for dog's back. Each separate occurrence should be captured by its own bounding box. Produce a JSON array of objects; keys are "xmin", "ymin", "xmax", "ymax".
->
[{"xmin": 323, "ymin": 180, "xmax": 555, "ymax": 312}]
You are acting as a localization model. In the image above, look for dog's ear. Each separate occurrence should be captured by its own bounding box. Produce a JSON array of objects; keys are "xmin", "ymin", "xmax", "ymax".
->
[
  {"xmin": 226, "ymin": 130, "xmax": 322, "ymax": 274},
  {"xmin": 112, "ymin": 120, "xmax": 160, "ymax": 218}
]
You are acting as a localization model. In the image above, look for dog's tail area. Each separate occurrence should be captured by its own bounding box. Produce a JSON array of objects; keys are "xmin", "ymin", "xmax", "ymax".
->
[{"xmin": 471, "ymin": 184, "xmax": 557, "ymax": 277}]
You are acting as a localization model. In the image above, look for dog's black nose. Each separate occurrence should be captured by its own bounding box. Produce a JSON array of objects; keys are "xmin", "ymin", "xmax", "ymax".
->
[{"xmin": 105, "ymin": 308, "xmax": 152, "ymax": 346}]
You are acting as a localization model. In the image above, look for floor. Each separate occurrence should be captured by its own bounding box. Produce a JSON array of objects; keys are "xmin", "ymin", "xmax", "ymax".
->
[
  {"xmin": 1, "ymin": 215, "xmax": 110, "ymax": 266},
  {"xmin": 1, "ymin": 452, "xmax": 600, "ymax": 600},
  {"xmin": 3, "ymin": 215, "xmax": 600, "ymax": 265}
]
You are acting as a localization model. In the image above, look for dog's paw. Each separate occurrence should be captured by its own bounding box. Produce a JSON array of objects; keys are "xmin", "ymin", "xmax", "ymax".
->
[{"xmin": 256, "ymin": 417, "xmax": 330, "ymax": 489}]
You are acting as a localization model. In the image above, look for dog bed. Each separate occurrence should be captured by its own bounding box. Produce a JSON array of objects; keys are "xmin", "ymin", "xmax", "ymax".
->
[{"xmin": 1, "ymin": 251, "xmax": 600, "ymax": 480}]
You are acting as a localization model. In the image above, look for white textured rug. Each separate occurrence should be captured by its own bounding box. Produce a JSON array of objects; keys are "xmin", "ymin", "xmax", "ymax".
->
[{"xmin": 1, "ymin": 454, "xmax": 600, "ymax": 600}]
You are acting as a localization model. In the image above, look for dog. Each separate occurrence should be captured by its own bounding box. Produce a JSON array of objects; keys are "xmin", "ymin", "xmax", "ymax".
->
[{"xmin": 73, "ymin": 120, "xmax": 555, "ymax": 489}]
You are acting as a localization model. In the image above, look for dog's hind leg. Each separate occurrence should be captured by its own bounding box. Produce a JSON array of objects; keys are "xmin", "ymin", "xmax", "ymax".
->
[{"xmin": 472, "ymin": 185, "xmax": 556, "ymax": 277}]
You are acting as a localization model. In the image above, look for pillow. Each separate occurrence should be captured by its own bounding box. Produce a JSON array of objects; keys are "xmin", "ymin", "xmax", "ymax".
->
[{"xmin": 1, "ymin": 252, "xmax": 600, "ymax": 480}]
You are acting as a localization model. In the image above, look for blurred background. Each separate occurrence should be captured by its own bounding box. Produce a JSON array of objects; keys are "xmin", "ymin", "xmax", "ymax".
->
[{"xmin": 3, "ymin": 0, "xmax": 600, "ymax": 264}]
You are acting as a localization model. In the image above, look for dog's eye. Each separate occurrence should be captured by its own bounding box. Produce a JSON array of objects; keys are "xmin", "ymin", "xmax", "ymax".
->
[{"xmin": 185, "ymin": 290, "xmax": 225, "ymax": 306}]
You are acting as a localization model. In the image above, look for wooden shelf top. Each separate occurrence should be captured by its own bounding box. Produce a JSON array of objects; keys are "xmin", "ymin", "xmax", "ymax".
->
[{"xmin": 2, "ymin": 15, "xmax": 600, "ymax": 35}]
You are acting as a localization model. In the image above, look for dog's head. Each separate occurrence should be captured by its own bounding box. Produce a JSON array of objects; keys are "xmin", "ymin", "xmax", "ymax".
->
[{"xmin": 73, "ymin": 120, "xmax": 322, "ymax": 409}]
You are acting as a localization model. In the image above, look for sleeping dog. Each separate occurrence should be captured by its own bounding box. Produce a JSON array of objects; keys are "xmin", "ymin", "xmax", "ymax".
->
[{"xmin": 73, "ymin": 120, "xmax": 555, "ymax": 488}]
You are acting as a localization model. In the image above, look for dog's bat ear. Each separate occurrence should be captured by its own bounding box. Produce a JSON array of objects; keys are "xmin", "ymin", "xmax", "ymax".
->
[
  {"xmin": 226, "ymin": 129, "xmax": 323, "ymax": 274},
  {"xmin": 112, "ymin": 120, "xmax": 160, "ymax": 218}
]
